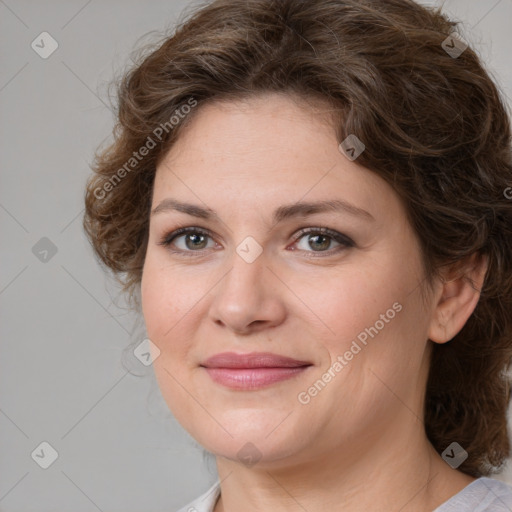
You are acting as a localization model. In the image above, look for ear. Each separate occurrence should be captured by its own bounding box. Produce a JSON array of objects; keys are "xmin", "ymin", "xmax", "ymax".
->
[{"xmin": 428, "ymin": 253, "xmax": 488, "ymax": 344}]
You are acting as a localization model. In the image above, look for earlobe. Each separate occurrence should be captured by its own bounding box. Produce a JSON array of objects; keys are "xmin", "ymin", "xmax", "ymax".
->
[{"xmin": 428, "ymin": 253, "xmax": 488, "ymax": 344}]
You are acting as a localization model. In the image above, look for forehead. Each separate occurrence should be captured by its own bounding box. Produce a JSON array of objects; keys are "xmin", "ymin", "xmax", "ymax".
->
[
  {"xmin": 152, "ymin": 93, "xmax": 403, "ymax": 225},
  {"xmin": 161, "ymin": 93, "xmax": 337, "ymax": 161}
]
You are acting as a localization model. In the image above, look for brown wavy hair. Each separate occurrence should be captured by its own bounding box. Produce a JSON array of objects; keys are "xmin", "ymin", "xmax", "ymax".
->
[{"xmin": 83, "ymin": 0, "xmax": 512, "ymax": 477}]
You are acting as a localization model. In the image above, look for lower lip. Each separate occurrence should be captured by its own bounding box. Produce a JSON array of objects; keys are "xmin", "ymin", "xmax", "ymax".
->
[{"xmin": 204, "ymin": 367, "xmax": 310, "ymax": 390}]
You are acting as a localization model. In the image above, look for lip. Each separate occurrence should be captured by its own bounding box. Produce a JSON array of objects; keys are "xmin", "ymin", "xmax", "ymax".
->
[
  {"xmin": 200, "ymin": 352, "xmax": 312, "ymax": 390},
  {"xmin": 202, "ymin": 352, "xmax": 311, "ymax": 369}
]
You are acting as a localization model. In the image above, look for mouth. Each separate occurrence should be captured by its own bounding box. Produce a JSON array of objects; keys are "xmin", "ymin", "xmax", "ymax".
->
[{"xmin": 200, "ymin": 352, "xmax": 313, "ymax": 390}]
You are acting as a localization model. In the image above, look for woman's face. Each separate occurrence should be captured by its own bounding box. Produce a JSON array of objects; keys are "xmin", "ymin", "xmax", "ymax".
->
[{"xmin": 141, "ymin": 93, "xmax": 437, "ymax": 467}]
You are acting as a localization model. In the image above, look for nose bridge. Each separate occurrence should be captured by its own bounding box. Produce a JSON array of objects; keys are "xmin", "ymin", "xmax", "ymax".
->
[
  {"xmin": 223, "ymin": 238, "xmax": 267, "ymax": 297},
  {"xmin": 209, "ymin": 237, "xmax": 283, "ymax": 331}
]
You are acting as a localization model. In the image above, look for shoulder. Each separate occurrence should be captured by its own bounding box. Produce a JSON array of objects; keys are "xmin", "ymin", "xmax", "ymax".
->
[
  {"xmin": 175, "ymin": 481, "xmax": 221, "ymax": 512},
  {"xmin": 434, "ymin": 477, "xmax": 512, "ymax": 511}
]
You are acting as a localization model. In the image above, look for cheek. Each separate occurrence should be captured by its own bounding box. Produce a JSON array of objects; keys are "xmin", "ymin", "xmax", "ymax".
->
[
  {"xmin": 316, "ymin": 255, "xmax": 427, "ymax": 370},
  {"xmin": 315, "ymin": 266, "xmax": 399, "ymax": 337},
  {"xmin": 141, "ymin": 256, "xmax": 199, "ymax": 417},
  {"xmin": 141, "ymin": 250, "xmax": 215, "ymax": 381},
  {"xmin": 141, "ymin": 256, "xmax": 190, "ymax": 372},
  {"xmin": 301, "ymin": 275, "xmax": 428, "ymax": 435},
  {"xmin": 141, "ymin": 251, "xmax": 194, "ymax": 337},
  {"xmin": 141, "ymin": 262, "xmax": 170, "ymax": 340}
]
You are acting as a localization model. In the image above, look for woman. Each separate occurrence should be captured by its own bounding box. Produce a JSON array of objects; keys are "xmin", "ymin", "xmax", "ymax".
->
[{"xmin": 83, "ymin": 0, "xmax": 512, "ymax": 510}]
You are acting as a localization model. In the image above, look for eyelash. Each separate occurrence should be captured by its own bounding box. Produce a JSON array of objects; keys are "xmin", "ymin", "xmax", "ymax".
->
[{"xmin": 157, "ymin": 226, "xmax": 355, "ymax": 258}]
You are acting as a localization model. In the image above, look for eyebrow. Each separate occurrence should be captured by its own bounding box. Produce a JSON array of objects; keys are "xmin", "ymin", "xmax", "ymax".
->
[{"xmin": 151, "ymin": 198, "xmax": 375, "ymax": 223}]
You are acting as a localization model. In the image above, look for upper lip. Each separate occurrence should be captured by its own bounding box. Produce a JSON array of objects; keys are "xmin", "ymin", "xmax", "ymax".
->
[{"xmin": 201, "ymin": 352, "xmax": 312, "ymax": 369}]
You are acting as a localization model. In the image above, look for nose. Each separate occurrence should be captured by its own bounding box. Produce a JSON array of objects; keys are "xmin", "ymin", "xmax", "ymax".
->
[{"xmin": 208, "ymin": 246, "xmax": 287, "ymax": 334}]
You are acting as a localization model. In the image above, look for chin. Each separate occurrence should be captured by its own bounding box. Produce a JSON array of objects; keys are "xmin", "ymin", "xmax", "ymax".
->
[
  {"xmin": 175, "ymin": 405, "xmax": 308, "ymax": 464},
  {"xmin": 200, "ymin": 432, "xmax": 306, "ymax": 469}
]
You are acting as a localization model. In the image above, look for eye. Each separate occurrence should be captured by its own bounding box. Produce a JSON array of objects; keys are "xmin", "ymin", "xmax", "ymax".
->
[
  {"xmin": 291, "ymin": 227, "xmax": 354, "ymax": 256},
  {"xmin": 157, "ymin": 227, "xmax": 217, "ymax": 255},
  {"xmin": 157, "ymin": 226, "xmax": 354, "ymax": 257}
]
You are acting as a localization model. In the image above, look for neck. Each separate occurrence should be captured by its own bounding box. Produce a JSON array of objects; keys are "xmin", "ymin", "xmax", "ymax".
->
[{"xmin": 213, "ymin": 412, "xmax": 475, "ymax": 512}]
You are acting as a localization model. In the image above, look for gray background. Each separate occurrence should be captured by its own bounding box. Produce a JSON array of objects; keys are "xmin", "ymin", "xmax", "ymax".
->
[{"xmin": 1, "ymin": 1, "xmax": 511, "ymax": 511}]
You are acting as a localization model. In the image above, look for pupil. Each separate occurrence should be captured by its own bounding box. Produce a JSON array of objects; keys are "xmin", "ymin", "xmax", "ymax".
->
[
  {"xmin": 187, "ymin": 233, "xmax": 206, "ymax": 249},
  {"xmin": 310, "ymin": 234, "xmax": 329, "ymax": 250}
]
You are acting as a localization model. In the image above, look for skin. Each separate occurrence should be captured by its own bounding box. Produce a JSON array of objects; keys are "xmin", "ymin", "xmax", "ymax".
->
[{"xmin": 141, "ymin": 92, "xmax": 487, "ymax": 512}]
